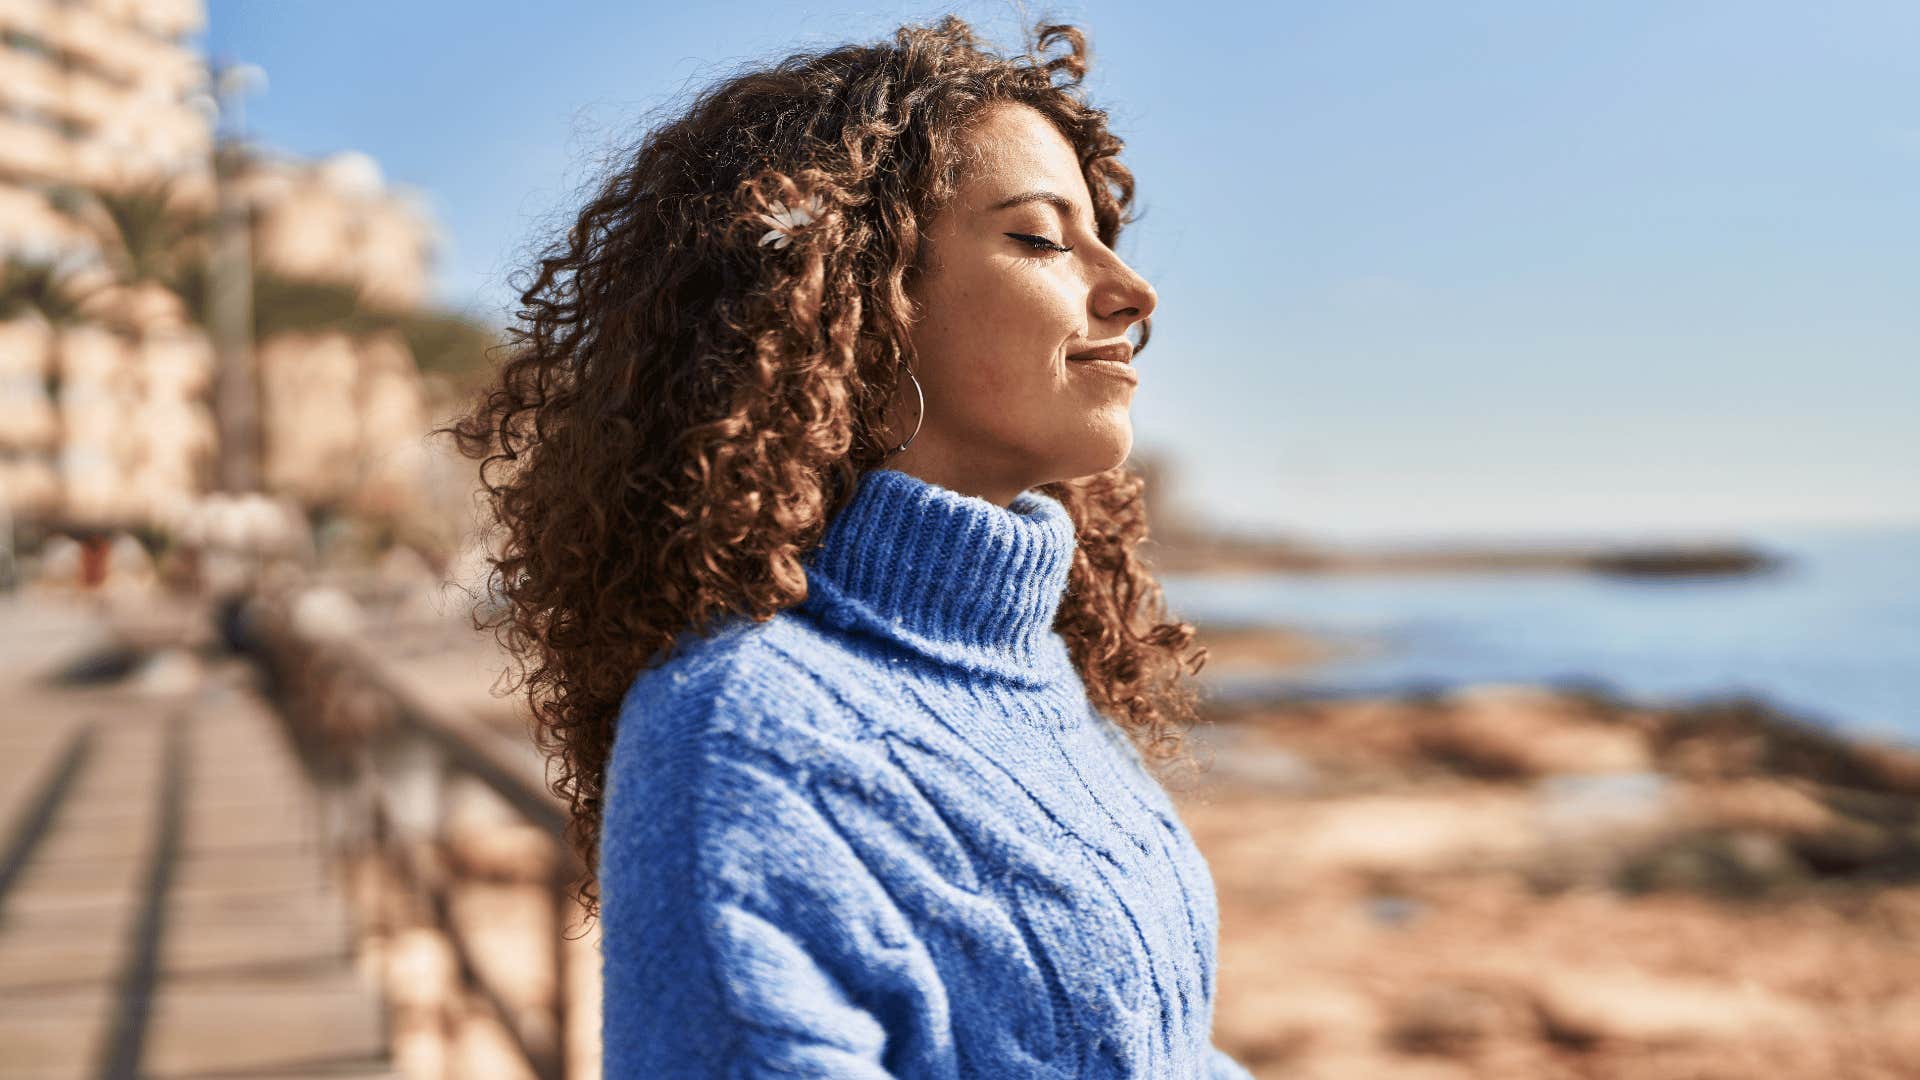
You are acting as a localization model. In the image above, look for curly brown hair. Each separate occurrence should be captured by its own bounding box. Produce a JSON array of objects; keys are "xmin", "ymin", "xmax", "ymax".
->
[{"xmin": 438, "ymin": 14, "xmax": 1214, "ymax": 925}]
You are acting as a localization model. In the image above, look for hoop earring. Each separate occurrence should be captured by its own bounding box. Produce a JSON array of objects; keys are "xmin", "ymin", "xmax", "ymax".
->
[{"xmin": 887, "ymin": 367, "xmax": 924, "ymax": 456}]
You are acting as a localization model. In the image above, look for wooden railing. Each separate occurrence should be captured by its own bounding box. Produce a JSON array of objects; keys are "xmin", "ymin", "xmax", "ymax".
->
[{"xmin": 234, "ymin": 583, "xmax": 601, "ymax": 1080}]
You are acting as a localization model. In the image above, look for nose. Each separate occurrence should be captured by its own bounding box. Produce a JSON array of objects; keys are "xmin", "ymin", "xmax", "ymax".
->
[{"xmin": 1092, "ymin": 253, "xmax": 1157, "ymax": 330}]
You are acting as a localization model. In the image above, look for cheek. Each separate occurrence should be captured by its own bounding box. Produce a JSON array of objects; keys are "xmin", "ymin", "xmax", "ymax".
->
[
  {"xmin": 914, "ymin": 263, "xmax": 1082, "ymax": 401},
  {"xmin": 976, "ymin": 275, "xmax": 1081, "ymax": 368}
]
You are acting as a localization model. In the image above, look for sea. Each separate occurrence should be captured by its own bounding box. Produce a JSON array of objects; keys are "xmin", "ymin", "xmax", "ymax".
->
[{"xmin": 1159, "ymin": 521, "xmax": 1920, "ymax": 747}]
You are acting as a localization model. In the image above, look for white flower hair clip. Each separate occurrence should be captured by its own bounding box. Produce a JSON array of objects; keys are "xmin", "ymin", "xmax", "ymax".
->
[{"xmin": 755, "ymin": 193, "xmax": 827, "ymax": 249}]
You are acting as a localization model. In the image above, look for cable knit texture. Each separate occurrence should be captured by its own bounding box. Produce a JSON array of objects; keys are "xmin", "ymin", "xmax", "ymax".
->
[{"xmin": 600, "ymin": 467, "xmax": 1253, "ymax": 1079}]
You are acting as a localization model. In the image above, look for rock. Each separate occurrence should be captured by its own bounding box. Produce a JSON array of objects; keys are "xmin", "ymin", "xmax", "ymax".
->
[
  {"xmin": 1214, "ymin": 984, "xmax": 1380, "ymax": 1069},
  {"xmin": 1213, "ymin": 744, "xmax": 1321, "ymax": 794},
  {"xmin": 1525, "ymin": 772, "xmax": 1682, "ymax": 890},
  {"xmin": 1286, "ymin": 793, "xmax": 1539, "ymax": 877},
  {"xmin": 1386, "ymin": 984, "xmax": 1508, "ymax": 1055},
  {"xmin": 1535, "ymin": 771, "xmax": 1674, "ymax": 836},
  {"xmin": 1789, "ymin": 820, "xmax": 1919, "ymax": 880},
  {"xmin": 1533, "ymin": 968, "xmax": 1813, "ymax": 1046},
  {"xmin": 1616, "ymin": 828, "xmax": 1809, "ymax": 897},
  {"xmin": 1417, "ymin": 685, "xmax": 1651, "ymax": 779},
  {"xmin": 1855, "ymin": 745, "xmax": 1920, "ymax": 798},
  {"xmin": 1192, "ymin": 622, "xmax": 1346, "ymax": 672},
  {"xmin": 1681, "ymin": 779, "xmax": 1836, "ymax": 835}
]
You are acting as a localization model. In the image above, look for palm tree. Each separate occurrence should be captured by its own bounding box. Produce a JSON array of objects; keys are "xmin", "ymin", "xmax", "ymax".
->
[
  {"xmin": 46, "ymin": 177, "xmax": 211, "ymax": 332},
  {"xmin": 48, "ymin": 170, "xmax": 499, "ymax": 370},
  {"xmin": 37, "ymin": 164, "xmax": 504, "ymax": 529},
  {"xmin": 0, "ymin": 254, "xmax": 100, "ymax": 408},
  {"xmin": 0, "ymin": 255, "xmax": 99, "ymax": 324}
]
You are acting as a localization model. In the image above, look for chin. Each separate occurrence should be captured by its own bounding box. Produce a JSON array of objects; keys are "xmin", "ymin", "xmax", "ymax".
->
[{"xmin": 1057, "ymin": 423, "xmax": 1133, "ymax": 481}]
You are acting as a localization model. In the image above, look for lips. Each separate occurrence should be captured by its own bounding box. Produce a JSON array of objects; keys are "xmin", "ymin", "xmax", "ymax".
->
[
  {"xmin": 1071, "ymin": 358, "xmax": 1139, "ymax": 384},
  {"xmin": 1067, "ymin": 342, "xmax": 1134, "ymax": 365}
]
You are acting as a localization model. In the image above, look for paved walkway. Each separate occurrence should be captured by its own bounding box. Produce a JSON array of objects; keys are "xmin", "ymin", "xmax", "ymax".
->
[{"xmin": 0, "ymin": 592, "xmax": 399, "ymax": 1079}]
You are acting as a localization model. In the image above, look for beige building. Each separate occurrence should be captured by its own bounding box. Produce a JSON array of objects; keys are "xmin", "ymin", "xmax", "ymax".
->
[
  {"xmin": 0, "ymin": 0, "xmax": 440, "ymax": 535},
  {"xmin": 0, "ymin": 0, "xmax": 211, "ymax": 525},
  {"xmin": 0, "ymin": 0, "xmax": 210, "ymax": 200},
  {"xmin": 230, "ymin": 148, "xmax": 440, "ymax": 515},
  {"xmin": 237, "ymin": 149, "xmax": 439, "ymax": 313}
]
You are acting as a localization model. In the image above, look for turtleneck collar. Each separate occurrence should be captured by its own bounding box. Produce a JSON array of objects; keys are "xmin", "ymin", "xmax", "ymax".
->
[{"xmin": 798, "ymin": 467, "xmax": 1079, "ymax": 685}]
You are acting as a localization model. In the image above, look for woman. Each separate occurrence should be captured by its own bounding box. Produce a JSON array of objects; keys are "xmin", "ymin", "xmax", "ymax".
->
[{"xmin": 445, "ymin": 15, "xmax": 1252, "ymax": 1078}]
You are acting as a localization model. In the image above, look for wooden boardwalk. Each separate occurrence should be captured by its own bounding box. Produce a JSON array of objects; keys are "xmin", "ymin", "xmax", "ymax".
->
[{"xmin": 0, "ymin": 595, "xmax": 399, "ymax": 1079}]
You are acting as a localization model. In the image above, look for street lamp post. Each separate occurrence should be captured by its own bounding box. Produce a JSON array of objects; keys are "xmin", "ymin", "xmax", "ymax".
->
[{"xmin": 201, "ymin": 59, "xmax": 266, "ymax": 494}]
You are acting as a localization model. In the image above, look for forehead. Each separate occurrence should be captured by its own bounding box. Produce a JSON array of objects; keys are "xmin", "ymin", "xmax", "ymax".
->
[{"xmin": 952, "ymin": 103, "xmax": 1085, "ymax": 200}]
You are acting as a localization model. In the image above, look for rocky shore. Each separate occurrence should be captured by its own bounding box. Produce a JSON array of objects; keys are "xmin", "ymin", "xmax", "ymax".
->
[
  {"xmin": 1140, "ymin": 531, "xmax": 1782, "ymax": 579},
  {"xmin": 1175, "ymin": 624, "xmax": 1920, "ymax": 1079}
]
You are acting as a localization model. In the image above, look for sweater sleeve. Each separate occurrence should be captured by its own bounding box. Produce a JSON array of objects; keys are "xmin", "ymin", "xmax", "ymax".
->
[{"xmin": 601, "ymin": 711, "xmax": 937, "ymax": 1078}]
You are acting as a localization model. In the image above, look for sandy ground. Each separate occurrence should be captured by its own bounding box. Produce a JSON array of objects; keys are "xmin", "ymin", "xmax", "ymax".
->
[{"xmin": 1172, "ymin": 629, "xmax": 1920, "ymax": 1080}]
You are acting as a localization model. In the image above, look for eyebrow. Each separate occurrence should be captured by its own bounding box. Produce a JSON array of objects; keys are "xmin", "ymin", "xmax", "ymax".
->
[{"xmin": 988, "ymin": 190, "xmax": 1088, "ymax": 227}]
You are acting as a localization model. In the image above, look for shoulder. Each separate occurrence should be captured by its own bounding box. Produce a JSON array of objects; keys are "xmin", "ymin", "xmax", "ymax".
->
[
  {"xmin": 607, "ymin": 609, "xmax": 903, "ymax": 821},
  {"xmin": 601, "ymin": 613, "xmax": 946, "ymax": 932},
  {"xmin": 614, "ymin": 609, "xmax": 859, "ymax": 747},
  {"xmin": 604, "ymin": 613, "xmax": 845, "ymax": 882}
]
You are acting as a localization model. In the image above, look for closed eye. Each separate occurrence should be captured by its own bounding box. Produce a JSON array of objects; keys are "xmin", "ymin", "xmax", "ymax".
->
[{"xmin": 1006, "ymin": 232, "xmax": 1074, "ymax": 254}]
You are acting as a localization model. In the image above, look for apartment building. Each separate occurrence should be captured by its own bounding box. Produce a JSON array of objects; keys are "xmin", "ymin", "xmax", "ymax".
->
[
  {"xmin": 0, "ymin": 0, "xmax": 438, "ymax": 538},
  {"xmin": 0, "ymin": 0, "xmax": 210, "ymax": 527}
]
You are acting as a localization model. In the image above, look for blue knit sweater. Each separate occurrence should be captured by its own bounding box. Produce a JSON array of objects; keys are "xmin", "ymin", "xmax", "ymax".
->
[{"xmin": 600, "ymin": 467, "xmax": 1253, "ymax": 1078}]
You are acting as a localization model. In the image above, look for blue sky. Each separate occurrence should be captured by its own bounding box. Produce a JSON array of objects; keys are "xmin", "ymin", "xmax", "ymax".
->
[{"xmin": 198, "ymin": 1, "xmax": 1918, "ymax": 544}]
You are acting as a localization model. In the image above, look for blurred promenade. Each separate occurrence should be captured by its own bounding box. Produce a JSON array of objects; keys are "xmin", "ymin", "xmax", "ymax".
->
[
  {"xmin": 0, "ymin": 591, "xmax": 396, "ymax": 1078},
  {"xmin": 8, "ymin": 576, "xmax": 1920, "ymax": 1078},
  {"xmin": 0, "ymin": 582, "xmax": 600, "ymax": 1080}
]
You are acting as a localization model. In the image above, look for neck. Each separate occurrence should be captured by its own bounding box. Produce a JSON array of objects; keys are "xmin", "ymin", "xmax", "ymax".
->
[{"xmin": 879, "ymin": 442, "xmax": 1048, "ymax": 509}]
